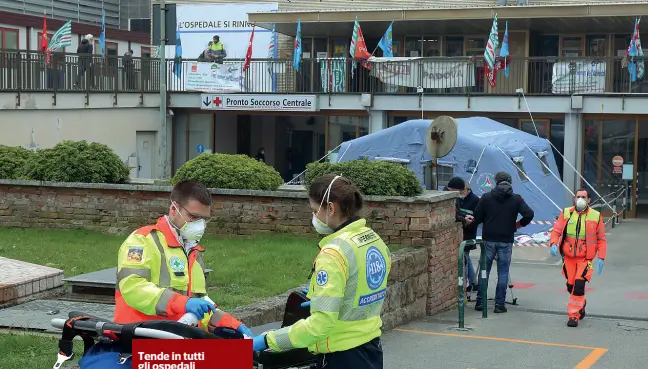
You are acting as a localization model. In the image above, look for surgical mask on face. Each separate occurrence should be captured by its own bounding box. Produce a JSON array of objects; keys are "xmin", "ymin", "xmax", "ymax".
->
[
  {"xmin": 172, "ymin": 203, "xmax": 207, "ymax": 242},
  {"xmin": 312, "ymin": 175, "xmax": 341, "ymax": 235},
  {"xmin": 575, "ymin": 198, "xmax": 588, "ymax": 212}
]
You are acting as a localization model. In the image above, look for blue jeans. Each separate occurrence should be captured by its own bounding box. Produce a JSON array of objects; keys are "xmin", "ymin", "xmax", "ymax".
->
[
  {"xmin": 464, "ymin": 251, "xmax": 477, "ymax": 285},
  {"xmin": 476, "ymin": 241, "xmax": 513, "ymax": 306}
]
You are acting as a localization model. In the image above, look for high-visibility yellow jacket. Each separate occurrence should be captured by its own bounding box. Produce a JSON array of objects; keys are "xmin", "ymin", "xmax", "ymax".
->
[
  {"xmin": 210, "ymin": 41, "xmax": 225, "ymax": 51},
  {"xmin": 113, "ymin": 216, "xmax": 241, "ymax": 330},
  {"xmin": 266, "ymin": 218, "xmax": 392, "ymax": 354}
]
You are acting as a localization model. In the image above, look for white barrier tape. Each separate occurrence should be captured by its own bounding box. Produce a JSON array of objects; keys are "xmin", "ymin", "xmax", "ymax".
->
[
  {"xmin": 514, "ymin": 242, "xmax": 550, "ymax": 248},
  {"xmin": 529, "ymin": 220, "xmax": 555, "ymax": 225}
]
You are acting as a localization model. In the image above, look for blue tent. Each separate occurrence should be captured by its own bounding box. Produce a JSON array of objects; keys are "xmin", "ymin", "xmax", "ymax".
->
[{"xmin": 335, "ymin": 117, "xmax": 569, "ymax": 236}]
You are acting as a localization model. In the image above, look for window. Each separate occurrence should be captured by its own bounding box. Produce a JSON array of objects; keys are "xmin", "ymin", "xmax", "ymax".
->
[
  {"xmin": 141, "ymin": 46, "xmax": 153, "ymax": 58},
  {"xmin": 95, "ymin": 40, "xmax": 118, "ymax": 56},
  {"xmin": 37, "ymin": 32, "xmax": 55, "ymax": 51},
  {"xmin": 0, "ymin": 27, "xmax": 19, "ymax": 49},
  {"xmin": 536, "ymin": 151, "xmax": 551, "ymax": 175},
  {"xmin": 511, "ymin": 156, "xmax": 528, "ymax": 181},
  {"xmin": 436, "ymin": 164, "xmax": 455, "ymax": 189}
]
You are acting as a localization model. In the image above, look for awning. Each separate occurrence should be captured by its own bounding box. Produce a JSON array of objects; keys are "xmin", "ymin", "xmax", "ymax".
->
[{"xmin": 248, "ymin": 3, "xmax": 648, "ymax": 37}]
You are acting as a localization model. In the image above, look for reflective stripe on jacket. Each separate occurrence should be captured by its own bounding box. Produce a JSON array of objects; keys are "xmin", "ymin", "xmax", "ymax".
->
[
  {"xmin": 549, "ymin": 206, "xmax": 607, "ymax": 260},
  {"xmin": 114, "ymin": 216, "xmax": 241, "ymax": 330},
  {"xmin": 266, "ymin": 218, "xmax": 392, "ymax": 354}
]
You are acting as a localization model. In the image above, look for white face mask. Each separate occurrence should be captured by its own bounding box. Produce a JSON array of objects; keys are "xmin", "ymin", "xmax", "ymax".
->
[
  {"xmin": 172, "ymin": 203, "xmax": 207, "ymax": 242},
  {"xmin": 312, "ymin": 175, "xmax": 341, "ymax": 235},
  {"xmin": 575, "ymin": 198, "xmax": 588, "ymax": 212}
]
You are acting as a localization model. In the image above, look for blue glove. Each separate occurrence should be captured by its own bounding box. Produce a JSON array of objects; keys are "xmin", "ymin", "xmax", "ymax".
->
[
  {"xmin": 301, "ymin": 288, "xmax": 309, "ymax": 295},
  {"xmin": 550, "ymin": 244, "xmax": 558, "ymax": 257},
  {"xmin": 301, "ymin": 301, "xmax": 310, "ymax": 308},
  {"xmin": 596, "ymin": 259, "xmax": 604, "ymax": 275},
  {"xmin": 253, "ymin": 334, "xmax": 268, "ymax": 351},
  {"xmin": 185, "ymin": 298, "xmax": 216, "ymax": 318},
  {"xmin": 237, "ymin": 324, "xmax": 254, "ymax": 338}
]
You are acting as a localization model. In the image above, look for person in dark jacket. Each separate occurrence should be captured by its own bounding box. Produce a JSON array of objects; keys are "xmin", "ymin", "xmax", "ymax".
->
[
  {"xmin": 75, "ymin": 34, "xmax": 93, "ymax": 87},
  {"xmin": 444, "ymin": 177, "xmax": 480, "ymax": 291},
  {"xmin": 472, "ymin": 171, "xmax": 534, "ymax": 313},
  {"xmin": 254, "ymin": 147, "xmax": 266, "ymax": 163}
]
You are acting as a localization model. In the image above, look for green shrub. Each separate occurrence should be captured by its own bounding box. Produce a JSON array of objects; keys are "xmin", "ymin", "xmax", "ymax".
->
[
  {"xmin": 22, "ymin": 140, "xmax": 130, "ymax": 183},
  {"xmin": 0, "ymin": 145, "xmax": 35, "ymax": 180},
  {"xmin": 305, "ymin": 159, "xmax": 423, "ymax": 197},
  {"xmin": 172, "ymin": 153, "xmax": 284, "ymax": 191}
]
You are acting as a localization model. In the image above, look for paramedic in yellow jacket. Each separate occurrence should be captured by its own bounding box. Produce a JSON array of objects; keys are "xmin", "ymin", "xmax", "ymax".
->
[
  {"xmin": 114, "ymin": 180, "xmax": 253, "ymax": 338},
  {"xmin": 253, "ymin": 174, "xmax": 392, "ymax": 369}
]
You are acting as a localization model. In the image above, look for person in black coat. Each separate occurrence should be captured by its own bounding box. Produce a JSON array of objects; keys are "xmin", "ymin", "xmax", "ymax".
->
[
  {"xmin": 471, "ymin": 171, "xmax": 534, "ymax": 313},
  {"xmin": 444, "ymin": 177, "xmax": 480, "ymax": 291}
]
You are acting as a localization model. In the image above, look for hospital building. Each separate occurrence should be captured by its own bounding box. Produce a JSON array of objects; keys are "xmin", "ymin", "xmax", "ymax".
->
[{"xmin": 0, "ymin": 0, "xmax": 646, "ymax": 218}]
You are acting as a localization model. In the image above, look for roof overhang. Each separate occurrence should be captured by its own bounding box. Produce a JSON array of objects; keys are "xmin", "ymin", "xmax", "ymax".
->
[{"xmin": 248, "ymin": 3, "xmax": 648, "ymax": 37}]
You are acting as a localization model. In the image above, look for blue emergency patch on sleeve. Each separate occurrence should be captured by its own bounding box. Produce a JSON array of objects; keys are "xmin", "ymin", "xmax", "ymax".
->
[
  {"xmin": 316, "ymin": 270, "xmax": 329, "ymax": 286},
  {"xmin": 366, "ymin": 246, "xmax": 387, "ymax": 290}
]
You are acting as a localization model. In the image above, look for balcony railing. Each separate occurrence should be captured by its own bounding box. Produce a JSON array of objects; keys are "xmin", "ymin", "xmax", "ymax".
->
[{"xmin": 1, "ymin": 50, "xmax": 646, "ymax": 95}]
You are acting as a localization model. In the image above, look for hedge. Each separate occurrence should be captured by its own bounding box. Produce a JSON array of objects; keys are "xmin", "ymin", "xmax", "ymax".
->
[
  {"xmin": 305, "ymin": 159, "xmax": 423, "ymax": 197},
  {"xmin": 21, "ymin": 140, "xmax": 130, "ymax": 183},
  {"xmin": 172, "ymin": 153, "xmax": 284, "ymax": 191},
  {"xmin": 0, "ymin": 145, "xmax": 35, "ymax": 180}
]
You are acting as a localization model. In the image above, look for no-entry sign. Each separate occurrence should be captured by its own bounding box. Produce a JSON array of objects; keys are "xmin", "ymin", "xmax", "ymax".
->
[{"xmin": 612, "ymin": 156, "xmax": 623, "ymax": 167}]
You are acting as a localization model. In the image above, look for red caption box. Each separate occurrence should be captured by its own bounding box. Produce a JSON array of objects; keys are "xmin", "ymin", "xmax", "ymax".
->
[{"xmin": 132, "ymin": 339, "xmax": 253, "ymax": 369}]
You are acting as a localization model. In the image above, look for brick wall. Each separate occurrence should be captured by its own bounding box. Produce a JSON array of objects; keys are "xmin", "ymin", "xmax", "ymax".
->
[{"xmin": 0, "ymin": 180, "xmax": 461, "ymax": 316}]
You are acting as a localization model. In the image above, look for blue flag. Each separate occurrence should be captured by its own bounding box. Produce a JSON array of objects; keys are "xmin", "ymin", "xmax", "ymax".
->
[
  {"xmin": 628, "ymin": 18, "xmax": 639, "ymax": 83},
  {"xmin": 378, "ymin": 21, "xmax": 393, "ymax": 57},
  {"xmin": 173, "ymin": 28, "xmax": 182, "ymax": 79},
  {"xmin": 294, "ymin": 19, "xmax": 302, "ymax": 72},
  {"xmin": 500, "ymin": 21, "xmax": 509, "ymax": 77},
  {"xmin": 99, "ymin": 8, "xmax": 105, "ymax": 57}
]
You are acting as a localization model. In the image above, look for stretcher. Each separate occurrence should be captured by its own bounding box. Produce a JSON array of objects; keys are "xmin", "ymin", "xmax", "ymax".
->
[{"xmin": 50, "ymin": 291, "xmax": 318, "ymax": 369}]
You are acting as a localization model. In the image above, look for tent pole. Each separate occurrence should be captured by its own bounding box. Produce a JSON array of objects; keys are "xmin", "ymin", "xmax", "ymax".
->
[
  {"xmin": 523, "ymin": 143, "xmax": 574, "ymax": 197},
  {"xmin": 468, "ymin": 146, "xmax": 487, "ymax": 185},
  {"xmin": 495, "ymin": 146, "xmax": 562, "ymax": 212},
  {"xmin": 518, "ymin": 89, "xmax": 615, "ymax": 213}
]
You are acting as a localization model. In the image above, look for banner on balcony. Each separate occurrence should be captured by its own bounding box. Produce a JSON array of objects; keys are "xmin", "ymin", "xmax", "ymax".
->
[
  {"xmin": 184, "ymin": 61, "xmax": 244, "ymax": 93},
  {"xmin": 367, "ymin": 57, "xmax": 475, "ymax": 89},
  {"xmin": 319, "ymin": 58, "xmax": 346, "ymax": 92},
  {"xmin": 551, "ymin": 60, "xmax": 606, "ymax": 94}
]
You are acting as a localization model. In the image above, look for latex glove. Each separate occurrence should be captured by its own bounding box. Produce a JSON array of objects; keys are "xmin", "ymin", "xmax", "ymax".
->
[
  {"xmin": 300, "ymin": 301, "xmax": 310, "ymax": 308},
  {"xmin": 301, "ymin": 288, "xmax": 309, "ymax": 295},
  {"xmin": 185, "ymin": 298, "xmax": 216, "ymax": 318},
  {"xmin": 596, "ymin": 259, "xmax": 604, "ymax": 275},
  {"xmin": 253, "ymin": 334, "xmax": 268, "ymax": 351},
  {"xmin": 550, "ymin": 244, "xmax": 558, "ymax": 257},
  {"xmin": 238, "ymin": 324, "xmax": 254, "ymax": 338}
]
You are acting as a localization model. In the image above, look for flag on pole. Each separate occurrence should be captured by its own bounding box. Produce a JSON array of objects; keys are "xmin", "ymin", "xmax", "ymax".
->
[
  {"xmin": 243, "ymin": 26, "xmax": 255, "ymax": 72},
  {"xmin": 484, "ymin": 14, "xmax": 499, "ymax": 88},
  {"xmin": 267, "ymin": 23, "xmax": 277, "ymax": 74},
  {"xmin": 378, "ymin": 21, "xmax": 394, "ymax": 58},
  {"xmin": 173, "ymin": 27, "xmax": 182, "ymax": 79},
  {"xmin": 41, "ymin": 11, "xmax": 51, "ymax": 65},
  {"xmin": 294, "ymin": 19, "xmax": 302, "ymax": 72},
  {"xmin": 48, "ymin": 20, "xmax": 72, "ymax": 52},
  {"xmin": 625, "ymin": 17, "xmax": 644, "ymax": 82},
  {"xmin": 350, "ymin": 16, "xmax": 371, "ymax": 76},
  {"xmin": 500, "ymin": 21, "xmax": 509, "ymax": 77},
  {"xmin": 99, "ymin": 7, "xmax": 106, "ymax": 57}
]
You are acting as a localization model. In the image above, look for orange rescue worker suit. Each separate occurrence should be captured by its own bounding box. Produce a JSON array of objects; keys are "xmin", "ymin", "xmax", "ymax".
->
[
  {"xmin": 114, "ymin": 216, "xmax": 243, "ymax": 331},
  {"xmin": 549, "ymin": 206, "xmax": 606, "ymax": 324}
]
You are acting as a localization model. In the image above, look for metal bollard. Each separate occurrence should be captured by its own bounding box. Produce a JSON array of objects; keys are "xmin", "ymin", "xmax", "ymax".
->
[{"xmin": 612, "ymin": 201, "xmax": 616, "ymax": 228}]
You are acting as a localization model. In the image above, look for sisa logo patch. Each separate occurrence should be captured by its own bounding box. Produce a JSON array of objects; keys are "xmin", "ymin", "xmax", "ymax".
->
[{"xmin": 366, "ymin": 246, "xmax": 387, "ymax": 290}]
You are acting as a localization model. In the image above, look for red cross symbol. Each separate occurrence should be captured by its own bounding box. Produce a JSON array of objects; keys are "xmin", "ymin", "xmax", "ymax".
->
[{"xmin": 213, "ymin": 97, "xmax": 222, "ymax": 107}]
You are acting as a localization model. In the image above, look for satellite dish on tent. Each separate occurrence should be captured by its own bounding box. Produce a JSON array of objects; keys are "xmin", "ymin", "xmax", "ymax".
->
[{"xmin": 425, "ymin": 116, "xmax": 458, "ymax": 190}]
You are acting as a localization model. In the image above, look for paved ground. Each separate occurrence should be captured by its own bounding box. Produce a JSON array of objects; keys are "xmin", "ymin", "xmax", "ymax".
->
[{"xmin": 378, "ymin": 218, "xmax": 648, "ymax": 369}]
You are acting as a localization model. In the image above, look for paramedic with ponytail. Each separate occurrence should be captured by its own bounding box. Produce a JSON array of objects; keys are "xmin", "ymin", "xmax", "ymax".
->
[
  {"xmin": 113, "ymin": 180, "xmax": 253, "ymax": 335},
  {"xmin": 253, "ymin": 174, "xmax": 392, "ymax": 369}
]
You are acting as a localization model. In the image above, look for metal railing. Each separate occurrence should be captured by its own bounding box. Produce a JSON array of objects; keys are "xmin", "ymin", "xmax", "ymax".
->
[{"xmin": 1, "ymin": 49, "xmax": 645, "ymax": 96}]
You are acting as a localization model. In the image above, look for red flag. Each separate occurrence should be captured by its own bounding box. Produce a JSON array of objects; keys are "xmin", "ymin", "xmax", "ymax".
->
[
  {"xmin": 243, "ymin": 26, "xmax": 255, "ymax": 72},
  {"xmin": 42, "ymin": 11, "xmax": 51, "ymax": 66},
  {"xmin": 485, "ymin": 56, "xmax": 511, "ymax": 88}
]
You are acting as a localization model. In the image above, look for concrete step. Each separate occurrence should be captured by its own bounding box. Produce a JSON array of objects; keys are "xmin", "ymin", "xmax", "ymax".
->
[{"xmin": 0, "ymin": 257, "xmax": 64, "ymax": 307}]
